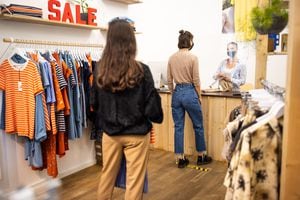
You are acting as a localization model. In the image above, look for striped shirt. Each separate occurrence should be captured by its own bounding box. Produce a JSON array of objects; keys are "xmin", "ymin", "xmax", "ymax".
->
[{"xmin": 0, "ymin": 59, "xmax": 43, "ymax": 139}]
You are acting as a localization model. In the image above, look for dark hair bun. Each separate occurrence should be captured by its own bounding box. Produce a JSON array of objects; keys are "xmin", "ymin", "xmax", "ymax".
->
[{"xmin": 179, "ymin": 30, "xmax": 185, "ymax": 35}]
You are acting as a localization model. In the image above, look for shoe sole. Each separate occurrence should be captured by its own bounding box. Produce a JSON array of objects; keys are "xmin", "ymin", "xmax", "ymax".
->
[{"xmin": 177, "ymin": 161, "xmax": 189, "ymax": 168}]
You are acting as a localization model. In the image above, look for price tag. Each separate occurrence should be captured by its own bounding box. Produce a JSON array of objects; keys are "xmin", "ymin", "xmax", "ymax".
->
[{"xmin": 18, "ymin": 81, "xmax": 22, "ymax": 91}]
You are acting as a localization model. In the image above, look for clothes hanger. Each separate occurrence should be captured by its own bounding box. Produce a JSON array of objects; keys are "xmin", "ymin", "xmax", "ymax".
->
[
  {"xmin": 80, "ymin": 48, "xmax": 85, "ymax": 61},
  {"xmin": 75, "ymin": 47, "xmax": 81, "ymax": 61},
  {"xmin": 246, "ymin": 99, "xmax": 284, "ymax": 134},
  {"xmin": 82, "ymin": 47, "xmax": 88, "ymax": 62},
  {"xmin": 85, "ymin": 49, "xmax": 90, "ymax": 62},
  {"xmin": 9, "ymin": 45, "xmax": 28, "ymax": 65},
  {"xmin": 90, "ymin": 48, "xmax": 95, "ymax": 61}
]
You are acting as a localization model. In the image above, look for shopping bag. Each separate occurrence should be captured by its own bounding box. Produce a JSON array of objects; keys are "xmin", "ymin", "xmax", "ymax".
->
[{"xmin": 115, "ymin": 154, "xmax": 149, "ymax": 193}]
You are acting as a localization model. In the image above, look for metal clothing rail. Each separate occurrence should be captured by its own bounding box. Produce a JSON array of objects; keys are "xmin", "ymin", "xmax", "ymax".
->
[{"xmin": 3, "ymin": 37, "xmax": 104, "ymax": 48}]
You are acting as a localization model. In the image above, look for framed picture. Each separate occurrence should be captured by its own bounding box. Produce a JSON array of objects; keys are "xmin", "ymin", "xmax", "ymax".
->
[
  {"xmin": 222, "ymin": 0, "xmax": 235, "ymax": 33},
  {"xmin": 281, "ymin": 33, "xmax": 288, "ymax": 52}
]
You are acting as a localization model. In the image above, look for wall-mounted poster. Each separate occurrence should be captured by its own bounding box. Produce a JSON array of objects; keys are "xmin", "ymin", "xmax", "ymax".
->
[{"xmin": 222, "ymin": 0, "xmax": 234, "ymax": 33}]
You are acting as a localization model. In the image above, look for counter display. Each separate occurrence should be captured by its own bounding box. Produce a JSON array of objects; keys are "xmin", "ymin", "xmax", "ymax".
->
[{"xmin": 153, "ymin": 90, "xmax": 241, "ymax": 161}]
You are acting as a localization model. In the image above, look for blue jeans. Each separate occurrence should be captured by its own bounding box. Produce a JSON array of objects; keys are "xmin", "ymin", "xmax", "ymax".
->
[{"xmin": 171, "ymin": 84, "xmax": 206, "ymax": 154}]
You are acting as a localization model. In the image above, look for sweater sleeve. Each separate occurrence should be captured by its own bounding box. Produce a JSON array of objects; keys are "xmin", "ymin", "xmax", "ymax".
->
[
  {"xmin": 231, "ymin": 63, "xmax": 246, "ymax": 87},
  {"xmin": 167, "ymin": 60, "xmax": 174, "ymax": 92},
  {"xmin": 143, "ymin": 64, "xmax": 163, "ymax": 123},
  {"xmin": 192, "ymin": 56, "xmax": 200, "ymax": 87}
]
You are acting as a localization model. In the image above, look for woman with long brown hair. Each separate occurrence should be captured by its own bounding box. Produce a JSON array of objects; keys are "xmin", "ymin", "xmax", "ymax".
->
[{"xmin": 92, "ymin": 18, "xmax": 163, "ymax": 200}]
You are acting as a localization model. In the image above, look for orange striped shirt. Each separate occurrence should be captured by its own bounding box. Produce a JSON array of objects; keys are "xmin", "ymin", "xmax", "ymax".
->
[{"xmin": 0, "ymin": 59, "xmax": 43, "ymax": 139}]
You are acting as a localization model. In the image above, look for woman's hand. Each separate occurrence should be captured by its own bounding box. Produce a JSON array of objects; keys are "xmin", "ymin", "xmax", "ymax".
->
[
  {"xmin": 223, "ymin": 75, "xmax": 231, "ymax": 82},
  {"xmin": 216, "ymin": 72, "xmax": 224, "ymax": 79},
  {"xmin": 217, "ymin": 73, "xmax": 231, "ymax": 82}
]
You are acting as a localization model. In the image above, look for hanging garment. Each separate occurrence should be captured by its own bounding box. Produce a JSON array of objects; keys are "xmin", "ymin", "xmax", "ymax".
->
[
  {"xmin": 30, "ymin": 53, "xmax": 52, "ymax": 132},
  {"xmin": 61, "ymin": 53, "xmax": 76, "ymax": 139},
  {"xmin": 54, "ymin": 51, "xmax": 71, "ymax": 116},
  {"xmin": 50, "ymin": 61, "xmax": 65, "ymax": 111},
  {"xmin": 24, "ymin": 138, "xmax": 43, "ymax": 168},
  {"xmin": 41, "ymin": 131, "xmax": 58, "ymax": 178},
  {"xmin": 25, "ymin": 93, "xmax": 47, "ymax": 168},
  {"xmin": 0, "ymin": 90, "xmax": 5, "ymax": 129},
  {"xmin": 64, "ymin": 53, "xmax": 82, "ymax": 139},
  {"xmin": 39, "ymin": 61, "xmax": 56, "ymax": 104},
  {"xmin": 224, "ymin": 116, "xmax": 282, "ymax": 200},
  {"xmin": 41, "ymin": 92, "xmax": 51, "ymax": 132},
  {"xmin": 222, "ymin": 115, "xmax": 243, "ymax": 161},
  {"xmin": 75, "ymin": 60, "xmax": 87, "ymax": 128},
  {"xmin": 34, "ymin": 93, "xmax": 47, "ymax": 142},
  {"xmin": 60, "ymin": 59, "xmax": 72, "ymax": 116},
  {"xmin": 0, "ymin": 59, "xmax": 44, "ymax": 139}
]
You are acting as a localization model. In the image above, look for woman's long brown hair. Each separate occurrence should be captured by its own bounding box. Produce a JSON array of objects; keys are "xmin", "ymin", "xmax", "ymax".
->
[{"xmin": 96, "ymin": 19, "xmax": 144, "ymax": 92}]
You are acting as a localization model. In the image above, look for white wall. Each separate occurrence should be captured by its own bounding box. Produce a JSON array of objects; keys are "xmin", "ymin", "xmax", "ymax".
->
[
  {"xmin": 267, "ymin": 55, "xmax": 287, "ymax": 87},
  {"xmin": 0, "ymin": 0, "xmax": 131, "ymax": 192},
  {"xmin": 130, "ymin": 0, "xmax": 287, "ymax": 89},
  {"xmin": 129, "ymin": 0, "xmax": 256, "ymax": 89}
]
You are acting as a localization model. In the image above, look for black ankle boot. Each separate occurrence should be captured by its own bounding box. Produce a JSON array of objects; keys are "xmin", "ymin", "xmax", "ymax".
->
[
  {"xmin": 197, "ymin": 155, "xmax": 212, "ymax": 165},
  {"xmin": 178, "ymin": 158, "xmax": 189, "ymax": 168}
]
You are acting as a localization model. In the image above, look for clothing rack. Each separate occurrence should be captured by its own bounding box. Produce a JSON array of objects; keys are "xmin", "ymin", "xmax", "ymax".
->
[
  {"xmin": 260, "ymin": 79, "xmax": 285, "ymax": 100},
  {"xmin": 3, "ymin": 37, "xmax": 104, "ymax": 48}
]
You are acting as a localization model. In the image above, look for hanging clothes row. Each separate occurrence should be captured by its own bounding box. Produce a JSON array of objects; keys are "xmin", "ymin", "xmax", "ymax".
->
[
  {"xmin": 222, "ymin": 82, "xmax": 285, "ymax": 200},
  {"xmin": 0, "ymin": 39, "xmax": 103, "ymax": 177}
]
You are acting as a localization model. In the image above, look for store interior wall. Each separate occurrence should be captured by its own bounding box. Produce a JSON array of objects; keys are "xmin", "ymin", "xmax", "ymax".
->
[
  {"xmin": 0, "ymin": 0, "xmax": 288, "ymax": 191},
  {"xmin": 0, "ymin": 0, "xmax": 131, "ymax": 191},
  {"xmin": 130, "ymin": 0, "xmax": 287, "ymax": 89}
]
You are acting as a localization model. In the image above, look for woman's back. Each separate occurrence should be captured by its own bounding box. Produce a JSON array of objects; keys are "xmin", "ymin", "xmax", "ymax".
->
[{"xmin": 93, "ymin": 63, "xmax": 163, "ymax": 135}]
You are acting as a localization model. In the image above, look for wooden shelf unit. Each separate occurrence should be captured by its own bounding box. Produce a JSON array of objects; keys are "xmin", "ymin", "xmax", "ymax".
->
[
  {"xmin": 0, "ymin": 14, "xmax": 101, "ymax": 30},
  {"xmin": 108, "ymin": 0, "xmax": 142, "ymax": 4}
]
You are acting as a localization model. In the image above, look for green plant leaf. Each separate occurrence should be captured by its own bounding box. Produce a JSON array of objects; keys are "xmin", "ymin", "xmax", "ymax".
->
[{"xmin": 251, "ymin": 0, "xmax": 288, "ymax": 34}]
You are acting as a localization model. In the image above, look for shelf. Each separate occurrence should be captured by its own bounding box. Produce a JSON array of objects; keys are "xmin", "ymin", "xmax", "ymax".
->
[
  {"xmin": 268, "ymin": 52, "xmax": 288, "ymax": 55},
  {"xmin": 108, "ymin": 0, "xmax": 142, "ymax": 4},
  {"xmin": 0, "ymin": 14, "xmax": 101, "ymax": 30}
]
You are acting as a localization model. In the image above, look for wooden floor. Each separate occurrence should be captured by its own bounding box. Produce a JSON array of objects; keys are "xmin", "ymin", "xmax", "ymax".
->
[{"xmin": 57, "ymin": 149, "xmax": 227, "ymax": 200}]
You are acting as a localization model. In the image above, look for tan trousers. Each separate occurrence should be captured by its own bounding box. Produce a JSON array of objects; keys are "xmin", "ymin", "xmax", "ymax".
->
[{"xmin": 97, "ymin": 133, "xmax": 150, "ymax": 200}]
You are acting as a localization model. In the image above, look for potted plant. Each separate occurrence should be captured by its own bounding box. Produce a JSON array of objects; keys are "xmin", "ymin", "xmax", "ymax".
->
[
  {"xmin": 68, "ymin": 0, "xmax": 89, "ymax": 22},
  {"xmin": 251, "ymin": 0, "xmax": 288, "ymax": 35}
]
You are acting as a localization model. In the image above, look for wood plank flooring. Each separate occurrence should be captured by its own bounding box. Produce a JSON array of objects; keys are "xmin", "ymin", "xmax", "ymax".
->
[{"xmin": 57, "ymin": 149, "xmax": 227, "ymax": 200}]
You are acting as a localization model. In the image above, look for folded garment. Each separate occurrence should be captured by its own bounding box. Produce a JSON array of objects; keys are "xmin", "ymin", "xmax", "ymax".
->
[
  {"xmin": 1, "ymin": 11, "xmax": 42, "ymax": 18},
  {"xmin": 6, "ymin": 4, "xmax": 42, "ymax": 10},
  {"xmin": 4, "ymin": 7, "xmax": 42, "ymax": 13},
  {"xmin": 1, "ymin": 4, "xmax": 42, "ymax": 17}
]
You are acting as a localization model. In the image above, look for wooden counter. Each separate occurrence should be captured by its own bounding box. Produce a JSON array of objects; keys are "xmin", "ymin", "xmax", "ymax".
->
[
  {"xmin": 201, "ymin": 92, "xmax": 241, "ymax": 161},
  {"xmin": 153, "ymin": 90, "xmax": 241, "ymax": 161}
]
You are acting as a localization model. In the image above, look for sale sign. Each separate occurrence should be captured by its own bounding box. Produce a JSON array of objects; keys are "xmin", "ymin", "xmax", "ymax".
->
[{"xmin": 48, "ymin": 0, "xmax": 97, "ymax": 26}]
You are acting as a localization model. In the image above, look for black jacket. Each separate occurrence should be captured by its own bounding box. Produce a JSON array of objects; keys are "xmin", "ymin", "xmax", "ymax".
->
[{"xmin": 90, "ymin": 63, "xmax": 163, "ymax": 136}]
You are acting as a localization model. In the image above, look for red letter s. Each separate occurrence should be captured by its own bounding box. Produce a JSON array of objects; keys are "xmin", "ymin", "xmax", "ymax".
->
[{"xmin": 48, "ymin": 0, "xmax": 61, "ymax": 21}]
